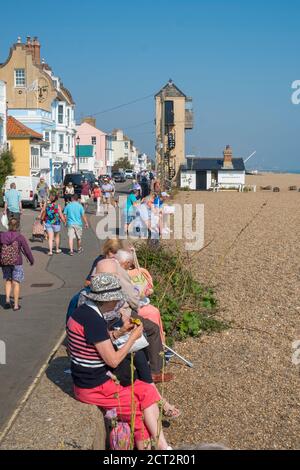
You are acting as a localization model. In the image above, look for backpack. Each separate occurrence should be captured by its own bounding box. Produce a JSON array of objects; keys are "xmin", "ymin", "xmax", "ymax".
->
[{"xmin": 0, "ymin": 239, "xmax": 20, "ymax": 266}]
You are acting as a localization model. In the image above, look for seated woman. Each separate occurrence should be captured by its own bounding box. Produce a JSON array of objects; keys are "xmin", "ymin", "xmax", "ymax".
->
[
  {"xmin": 67, "ymin": 273, "xmax": 172, "ymax": 450},
  {"xmin": 94, "ymin": 241, "xmax": 172, "ymax": 384},
  {"xmin": 115, "ymin": 249, "xmax": 165, "ymax": 343}
]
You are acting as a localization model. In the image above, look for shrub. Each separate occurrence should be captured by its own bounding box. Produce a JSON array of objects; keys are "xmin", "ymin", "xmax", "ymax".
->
[
  {"xmin": 0, "ymin": 149, "xmax": 14, "ymax": 189},
  {"xmin": 136, "ymin": 243, "xmax": 228, "ymax": 344}
]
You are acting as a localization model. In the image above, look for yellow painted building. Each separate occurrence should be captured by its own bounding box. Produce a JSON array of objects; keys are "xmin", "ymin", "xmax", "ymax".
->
[{"xmin": 7, "ymin": 115, "xmax": 43, "ymax": 176}]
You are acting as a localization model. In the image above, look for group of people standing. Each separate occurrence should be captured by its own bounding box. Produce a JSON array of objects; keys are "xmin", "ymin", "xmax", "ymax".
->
[
  {"xmin": 64, "ymin": 177, "xmax": 117, "ymax": 215},
  {"xmin": 124, "ymin": 179, "xmax": 172, "ymax": 238}
]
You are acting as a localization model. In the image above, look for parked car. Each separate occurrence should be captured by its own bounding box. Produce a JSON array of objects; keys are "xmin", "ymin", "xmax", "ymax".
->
[
  {"xmin": 124, "ymin": 169, "xmax": 135, "ymax": 179},
  {"xmin": 112, "ymin": 171, "xmax": 126, "ymax": 183},
  {"xmin": 63, "ymin": 173, "xmax": 85, "ymax": 196},
  {"xmin": 80, "ymin": 171, "xmax": 96, "ymax": 185},
  {"xmin": 2, "ymin": 175, "xmax": 40, "ymax": 209}
]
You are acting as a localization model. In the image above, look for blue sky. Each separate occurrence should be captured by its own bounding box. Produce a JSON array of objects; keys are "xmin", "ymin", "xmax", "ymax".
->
[{"xmin": 1, "ymin": 0, "xmax": 300, "ymax": 170}]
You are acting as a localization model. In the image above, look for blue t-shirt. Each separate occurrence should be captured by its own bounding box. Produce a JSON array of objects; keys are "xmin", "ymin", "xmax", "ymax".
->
[
  {"xmin": 64, "ymin": 201, "xmax": 84, "ymax": 226},
  {"xmin": 126, "ymin": 193, "xmax": 137, "ymax": 215},
  {"xmin": 5, "ymin": 189, "xmax": 21, "ymax": 213},
  {"xmin": 154, "ymin": 196, "xmax": 163, "ymax": 208}
]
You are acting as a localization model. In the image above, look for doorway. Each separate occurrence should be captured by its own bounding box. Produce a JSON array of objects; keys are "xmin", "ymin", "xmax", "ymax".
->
[{"xmin": 196, "ymin": 171, "xmax": 207, "ymax": 190}]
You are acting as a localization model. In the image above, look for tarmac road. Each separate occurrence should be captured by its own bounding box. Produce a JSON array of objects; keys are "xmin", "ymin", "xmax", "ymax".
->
[{"xmin": 0, "ymin": 181, "xmax": 131, "ymax": 433}]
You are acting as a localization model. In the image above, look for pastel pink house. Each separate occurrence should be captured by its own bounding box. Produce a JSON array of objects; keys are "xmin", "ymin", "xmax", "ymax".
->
[{"xmin": 76, "ymin": 118, "xmax": 107, "ymax": 176}]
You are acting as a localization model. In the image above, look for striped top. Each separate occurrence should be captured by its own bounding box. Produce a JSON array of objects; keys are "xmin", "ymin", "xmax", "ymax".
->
[{"xmin": 66, "ymin": 303, "xmax": 110, "ymax": 388}]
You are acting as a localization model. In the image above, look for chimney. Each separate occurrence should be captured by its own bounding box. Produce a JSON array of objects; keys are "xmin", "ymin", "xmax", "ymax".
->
[
  {"xmin": 32, "ymin": 37, "xmax": 41, "ymax": 64},
  {"xmin": 223, "ymin": 145, "xmax": 233, "ymax": 169},
  {"xmin": 25, "ymin": 36, "xmax": 33, "ymax": 56},
  {"xmin": 82, "ymin": 116, "xmax": 96, "ymax": 127}
]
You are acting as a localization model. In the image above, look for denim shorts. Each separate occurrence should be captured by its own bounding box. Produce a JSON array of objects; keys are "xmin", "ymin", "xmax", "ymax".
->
[
  {"xmin": 2, "ymin": 265, "xmax": 24, "ymax": 283},
  {"xmin": 45, "ymin": 223, "xmax": 61, "ymax": 233}
]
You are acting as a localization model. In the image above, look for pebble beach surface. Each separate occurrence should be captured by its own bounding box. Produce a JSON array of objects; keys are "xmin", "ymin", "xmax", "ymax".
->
[{"xmin": 163, "ymin": 173, "xmax": 300, "ymax": 450}]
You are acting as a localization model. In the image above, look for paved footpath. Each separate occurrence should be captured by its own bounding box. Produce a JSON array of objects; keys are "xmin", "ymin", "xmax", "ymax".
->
[{"xmin": 0, "ymin": 204, "xmax": 102, "ymax": 433}]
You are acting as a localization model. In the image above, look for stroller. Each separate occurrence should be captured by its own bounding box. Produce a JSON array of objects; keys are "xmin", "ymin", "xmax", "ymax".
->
[{"xmin": 32, "ymin": 217, "xmax": 46, "ymax": 242}]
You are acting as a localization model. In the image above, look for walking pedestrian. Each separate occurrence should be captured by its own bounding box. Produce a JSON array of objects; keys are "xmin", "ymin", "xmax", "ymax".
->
[
  {"xmin": 64, "ymin": 194, "xmax": 89, "ymax": 256},
  {"xmin": 3, "ymin": 183, "xmax": 22, "ymax": 223},
  {"xmin": 81, "ymin": 179, "xmax": 91, "ymax": 211},
  {"xmin": 101, "ymin": 177, "xmax": 114, "ymax": 214},
  {"xmin": 41, "ymin": 192, "xmax": 66, "ymax": 256},
  {"xmin": 36, "ymin": 177, "xmax": 49, "ymax": 209},
  {"xmin": 0, "ymin": 218, "xmax": 34, "ymax": 310},
  {"xmin": 64, "ymin": 182, "xmax": 74, "ymax": 207},
  {"xmin": 92, "ymin": 182, "xmax": 102, "ymax": 215},
  {"xmin": 140, "ymin": 174, "xmax": 150, "ymax": 198}
]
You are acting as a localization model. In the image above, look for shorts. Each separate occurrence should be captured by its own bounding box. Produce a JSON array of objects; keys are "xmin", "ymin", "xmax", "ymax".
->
[
  {"xmin": 7, "ymin": 210, "xmax": 21, "ymax": 222},
  {"xmin": 2, "ymin": 265, "xmax": 24, "ymax": 283},
  {"xmin": 45, "ymin": 223, "xmax": 61, "ymax": 233},
  {"xmin": 81, "ymin": 195, "xmax": 89, "ymax": 204},
  {"xmin": 38, "ymin": 195, "xmax": 46, "ymax": 204},
  {"xmin": 68, "ymin": 225, "xmax": 82, "ymax": 240},
  {"xmin": 74, "ymin": 379, "xmax": 160, "ymax": 443}
]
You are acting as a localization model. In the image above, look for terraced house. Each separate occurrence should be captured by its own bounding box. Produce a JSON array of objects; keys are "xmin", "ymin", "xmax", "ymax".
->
[{"xmin": 0, "ymin": 36, "xmax": 76, "ymax": 184}]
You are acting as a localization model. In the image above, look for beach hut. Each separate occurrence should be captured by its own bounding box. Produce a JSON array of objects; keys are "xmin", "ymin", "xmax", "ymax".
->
[{"xmin": 180, "ymin": 146, "xmax": 246, "ymax": 191}]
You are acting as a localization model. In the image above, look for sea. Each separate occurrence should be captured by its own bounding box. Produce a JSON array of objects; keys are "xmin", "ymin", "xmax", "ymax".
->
[{"xmin": 248, "ymin": 169, "xmax": 300, "ymax": 174}]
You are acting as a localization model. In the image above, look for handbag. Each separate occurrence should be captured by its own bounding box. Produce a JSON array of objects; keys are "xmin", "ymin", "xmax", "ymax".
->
[
  {"xmin": 128, "ymin": 268, "xmax": 154, "ymax": 298},
  {"xmin": 1, "ymin": 213, "xmax": 8, "ymax": 230}
]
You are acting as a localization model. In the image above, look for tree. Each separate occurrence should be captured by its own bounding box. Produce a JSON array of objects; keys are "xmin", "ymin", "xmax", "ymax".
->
[
  {"xmin": 0, "ymin": 149, "xmax": 14, "ymax": 205},
  {"xmin": 112, "ymin": 157, "xmax": 133, "ymax": 172},
  {"xmin": 0, "ymin": 149, "xmax": 14, "ymax": 190}
]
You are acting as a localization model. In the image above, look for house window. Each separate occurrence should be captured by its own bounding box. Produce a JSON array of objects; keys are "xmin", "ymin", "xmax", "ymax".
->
[
  {"xmin": 67, "ymin": 136, "xmax": 70, "ymax": 154},
  {"xmin": 44, "ymin": 131, "xmax": 50, "ymax": 142},
  {"xmin": 58, "ymin": 105, "xmax": 64, "ymax": 124},
  {"xmin": 59, "ymin": 134, "xmax": 64, "ymax": 152},
  {"xmin": 15, "ymin": 69, "xmax": 26, "ymax": 87},
  {"xmin": 67, "ymin": 109, "xmax": 70, "ymax": 127},
  {"xmin": 91, "ymin": 136, "xmax": 96, "ymax": 145},
  {"xmin": 124, "ymin": 142, "xmax": 129, "ymax": 149},
  {"xmin": 31, "ymin": 147, "xmax": 40, "ymax": 170}
]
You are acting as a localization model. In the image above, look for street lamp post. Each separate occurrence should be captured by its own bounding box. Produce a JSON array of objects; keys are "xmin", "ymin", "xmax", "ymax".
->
[{"xmin": 76, "ymin": 135, "xmax": 80, "ymax": 172}]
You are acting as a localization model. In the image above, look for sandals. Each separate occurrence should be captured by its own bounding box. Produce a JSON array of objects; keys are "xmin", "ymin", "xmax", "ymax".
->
[
  {"xmin": 55, "ymin": 249, "xmax": 62, "ymax": 254},
  {"xmin": 48, "ymin": 252, "xmax": 53, "ymax": 256},
  {"xmin": 162, "ymin": 403, "xmax": 181, "ymax": 419},
  {"xmin": 13, "ymin": 305, "xmax": 21, "ymax": 311}
]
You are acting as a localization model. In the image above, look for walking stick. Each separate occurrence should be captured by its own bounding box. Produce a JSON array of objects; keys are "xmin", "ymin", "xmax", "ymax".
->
[{"xmin": 163, "ymin": 344, "xmax": 194, "ymax": 368}]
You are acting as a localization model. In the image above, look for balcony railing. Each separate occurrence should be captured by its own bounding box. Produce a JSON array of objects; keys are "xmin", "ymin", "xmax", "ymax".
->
[{"xmin": 185, "ymin": 109, "xmax": 194, "ymax": 129}]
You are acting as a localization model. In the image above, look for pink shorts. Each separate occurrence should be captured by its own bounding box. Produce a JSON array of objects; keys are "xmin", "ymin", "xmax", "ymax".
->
[{"xmin": 74, "ymin": 379, "xmax": 160, "ymax": 442}]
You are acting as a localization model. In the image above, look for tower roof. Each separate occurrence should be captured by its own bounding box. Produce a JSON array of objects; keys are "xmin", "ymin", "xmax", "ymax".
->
[{"xmin": 155, "ymin": 79, "xmax": 186, "ymax": 98}]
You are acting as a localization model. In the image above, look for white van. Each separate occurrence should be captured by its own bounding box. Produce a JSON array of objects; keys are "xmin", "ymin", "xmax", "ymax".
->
[
  {"xmin": 124, "ymin": 169, "xmax": 135, "ymax": 179},
  {"xmin": 3, "ymin": 175, "xmax": 40, "ymax": 209}
]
